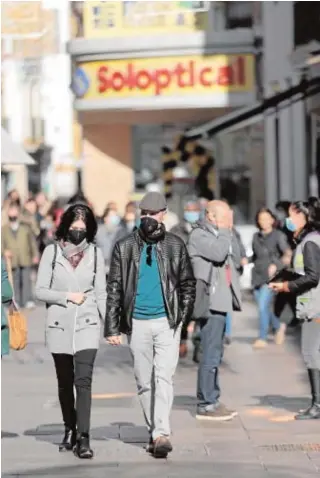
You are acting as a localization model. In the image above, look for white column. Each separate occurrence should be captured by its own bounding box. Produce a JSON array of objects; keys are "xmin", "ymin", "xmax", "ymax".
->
[
  {"xmin": 291, "ymin": 95, "xmax": 308, "ymax": 201},
  {"xmin": 264, "ymin": 110, "xmax": 278, "ymax": 209}
]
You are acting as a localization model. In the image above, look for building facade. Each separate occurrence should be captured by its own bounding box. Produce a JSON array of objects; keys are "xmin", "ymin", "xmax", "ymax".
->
[
  {"xmin": 1, "ymin": 0, "xmax": 75, "ymax": 201},
  {"xmin": 184, "ymin": 2, "xmax": 320, "ymax": 219},
  {"xmin": 69, "ymin": 1, "xmax": 257, "ymax": 215}
]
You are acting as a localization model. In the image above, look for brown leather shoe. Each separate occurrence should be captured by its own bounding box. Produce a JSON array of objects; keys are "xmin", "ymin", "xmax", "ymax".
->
[{"xmin": 153, "ymin": 436, "xmax": 173, "ymax": 458}]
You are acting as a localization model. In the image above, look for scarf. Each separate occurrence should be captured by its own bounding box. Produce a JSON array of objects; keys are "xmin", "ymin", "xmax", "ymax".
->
[
  {"xmin": 60, "ymin": 239, "xmax": 90, "ymax": 269},
  {"xmin": 138, "ymin": 223, "xmax": 166, "ymax": 245}
]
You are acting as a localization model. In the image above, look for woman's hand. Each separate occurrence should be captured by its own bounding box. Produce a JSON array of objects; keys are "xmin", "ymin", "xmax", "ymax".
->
[
  {"xmin": 67, "ymin": 292, "xmax": 86, "ymax": 305},
  {"xmin": 268, "ymin": 264, "xmax": 277, "ymax": 278},
  {"xmin": 269, "ymin": 282, "xmax": 284, "ymax": 292},
  {"xmin": 106, "ymin": 335, "xmax": 122, "ymax": 346}
]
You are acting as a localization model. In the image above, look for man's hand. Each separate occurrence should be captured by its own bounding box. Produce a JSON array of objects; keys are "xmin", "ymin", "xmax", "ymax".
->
[
  {"xmin": 269, "ymin": 282, "xmax": 284, "ymax": 292},
  {"xmin": 106, "ymin": 335, "xmax": 122, "ymax": 346},
  {"xmin": 4, "ymin": 249, "xmax": 12, "ymax": 259},
  {"xmin": 216, "ymin": 213, "xmax": 231, "ymax": 230},
  {"xmin": 67, "ymin": 292, "xmax": 86, "ymax": 305},
  {"xmin": 268, "ymin": 264, "xmax": 277, "ymax": 278},
  {"xmin": 32, "ymin": 256, "xmax": 39, "ymax": 265}
]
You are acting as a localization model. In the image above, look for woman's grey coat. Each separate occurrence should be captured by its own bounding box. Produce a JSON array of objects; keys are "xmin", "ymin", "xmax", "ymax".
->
[{"xmin": 35, "ymin": 243, "xmax": 107, "ymax": 355}]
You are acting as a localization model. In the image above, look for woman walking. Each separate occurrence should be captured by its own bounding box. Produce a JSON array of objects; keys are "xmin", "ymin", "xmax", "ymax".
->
[
  {"xmin": 1, "ymin": 258, "xmax": 13, "ymax": 357},
  {"xmin": 251, "ymin": 208, "xmax": 291, "ymax": 348},
  {"xmin": 35, "ymin": 204, "xmax": 106, "ymax": 458},
  {"xmin": 270, "ymin": 198, "xmax": 320, "ymax": 420}
]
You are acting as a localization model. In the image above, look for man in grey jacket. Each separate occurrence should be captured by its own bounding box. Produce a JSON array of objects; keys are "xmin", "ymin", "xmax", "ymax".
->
[{"xmin": 188, "ymin": 200, "xmax": 242, "ymax": 421}]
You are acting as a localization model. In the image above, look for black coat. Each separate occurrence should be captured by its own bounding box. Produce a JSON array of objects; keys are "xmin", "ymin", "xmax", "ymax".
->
[{"xmin": 104, "ymin": 229, "xmax": 196, "ymax": 336}]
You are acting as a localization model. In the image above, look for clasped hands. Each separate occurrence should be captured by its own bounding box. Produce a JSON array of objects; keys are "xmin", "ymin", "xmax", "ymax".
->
[{"xmin": 106, "ymin": 335, "xmax": 122, "ymax": 346}]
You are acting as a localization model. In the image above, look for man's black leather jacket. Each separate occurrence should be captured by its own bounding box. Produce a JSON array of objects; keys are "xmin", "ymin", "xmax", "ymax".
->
[{"xmin": 104, "ymin": 229, "xmax": 196, "ymax": 336}]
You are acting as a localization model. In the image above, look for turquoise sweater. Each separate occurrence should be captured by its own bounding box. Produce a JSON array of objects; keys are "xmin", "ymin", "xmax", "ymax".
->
[{"xmin": 133, "ymin": 244, "xmax": 166, "ymax": 320}]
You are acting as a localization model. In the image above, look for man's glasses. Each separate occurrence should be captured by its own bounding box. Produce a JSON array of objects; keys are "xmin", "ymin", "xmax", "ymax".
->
[{"xmin": 146, "ymin": 245, "xmax": 153, "ymax": 266}]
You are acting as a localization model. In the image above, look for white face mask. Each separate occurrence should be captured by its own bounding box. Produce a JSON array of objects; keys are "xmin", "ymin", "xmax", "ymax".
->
[{"xmin": 10, "ymin": 221, "xmax": 19, "ymax": 231}]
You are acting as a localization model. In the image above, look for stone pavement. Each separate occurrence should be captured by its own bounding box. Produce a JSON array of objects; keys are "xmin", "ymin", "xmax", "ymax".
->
[{"xmin": 1, "ymin": 301, "xmax": 320, "ymax": 477}]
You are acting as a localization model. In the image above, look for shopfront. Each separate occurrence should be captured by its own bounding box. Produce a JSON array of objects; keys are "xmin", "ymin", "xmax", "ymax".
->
[{"xmin": 69, "ymin": 1, "xmax": 256, "ymax": 214}]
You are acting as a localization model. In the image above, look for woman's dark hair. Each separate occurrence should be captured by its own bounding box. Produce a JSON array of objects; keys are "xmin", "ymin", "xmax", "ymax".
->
[
  {"xmin": 255, "ymin": 207, "xmax": 277, "ymax": 230},
  {"xmin": 291, "ymin": 197, "xmax": 320, "ymax": 231},
  {"xmin": 55, "ymin": 204, "xmax": 97, "ymax": 243}
]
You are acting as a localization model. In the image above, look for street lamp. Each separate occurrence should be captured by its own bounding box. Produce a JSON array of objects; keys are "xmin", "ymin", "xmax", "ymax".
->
[{"xmin": 172, "ymin": 164, "xmax": 195, "ymax": 220}]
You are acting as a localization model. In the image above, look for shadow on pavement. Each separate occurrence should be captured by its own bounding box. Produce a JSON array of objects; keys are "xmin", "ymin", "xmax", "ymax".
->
[
  {"xmin": 1, "ymin": 431, "xmax": 19, "ymax": 439},
  {"xmin": 1, "ymin": 461, "xmax": 315, "ymax": 478},
  {"xmin": 23, "ymin": 422, "xmax": 149, "ymax": 450},
  {"xmin": 252, "ymin": 395, "xmax": 310, "ymax": 413}
]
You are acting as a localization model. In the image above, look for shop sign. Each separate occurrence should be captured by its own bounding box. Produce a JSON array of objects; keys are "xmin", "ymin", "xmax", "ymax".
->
[
  {"xmin": 82, "ymin": 1, "xmax": 208, "ymax": 38},
  {"xmin": 76, "ymin": 55, "xmax": 254, "ymax": 100}
]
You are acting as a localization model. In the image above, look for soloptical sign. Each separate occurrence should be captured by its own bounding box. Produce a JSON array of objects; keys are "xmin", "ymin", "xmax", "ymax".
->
[{"xmin": 75, "ymin": 55, "xmax": 254, "ymax": 100}]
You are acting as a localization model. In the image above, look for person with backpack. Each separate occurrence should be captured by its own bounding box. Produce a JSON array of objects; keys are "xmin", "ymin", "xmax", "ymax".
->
[
  {"xmin": 35, "ymin": 204, "xmax": 106, "ymax": 459},
  {"xmin": 269, "ymin": 198, "xmax": 320, "ymax": 420}
]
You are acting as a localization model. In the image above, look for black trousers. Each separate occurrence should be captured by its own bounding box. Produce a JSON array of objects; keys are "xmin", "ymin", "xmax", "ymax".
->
[
  {"xmin": 274, "ymin": 292, "xmax": 296, "ymax": 325},
  {"xmin": 52, "ymin": 349, "xmax": 97, "ymax": 434}
]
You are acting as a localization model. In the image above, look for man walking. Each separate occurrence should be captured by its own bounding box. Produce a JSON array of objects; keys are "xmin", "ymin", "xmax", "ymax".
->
[
  {"xmin": 2, "ymin": 202, "xmax": 38, "ymax": 308},
  {"xmin": 104, "ymin": 192, "xmax": 196, "ymax": 458},
  {"xmin": 188, "ymin": 200, "xmax": 242, "ymax": 421}
]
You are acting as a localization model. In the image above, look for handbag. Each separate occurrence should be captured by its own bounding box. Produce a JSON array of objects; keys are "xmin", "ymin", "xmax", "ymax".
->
[
  {"xmin": 193, "ymin": 265, "xmax": 214, "ymax": 320},
  {"xmin": 5, "ymin": 257, "xmax": 27, "ymax": 351}
]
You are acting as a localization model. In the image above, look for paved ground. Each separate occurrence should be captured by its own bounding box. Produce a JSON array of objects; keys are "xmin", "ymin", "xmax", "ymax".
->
[{"xmin": 2, "ymin": 301, "xmax": 320, "ymax": 477}]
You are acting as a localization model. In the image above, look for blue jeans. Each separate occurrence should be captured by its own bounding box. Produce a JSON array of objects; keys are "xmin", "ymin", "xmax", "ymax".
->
[
  {"xmin": 254, "ymin": 284, "xmax": 280, "ymax": 340},
  {"xmin": 225, "ymin": 313, "xmax": 232, "ymax": 337},
  {"xmin": 197, "ymin": 312, "xmax": 226, "ymax": 410}
]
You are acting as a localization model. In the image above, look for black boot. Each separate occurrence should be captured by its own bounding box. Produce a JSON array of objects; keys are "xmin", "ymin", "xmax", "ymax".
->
[
  {"xmin": 295, "ymin": 369, "xmax": 320, "ymax": 420},
  {"xmin": 59, "ymin": 427, "xmax": 77, "ymax": 452},
  {"xmin": 74, "ymin": 433, "xmax": 94, "ymax": 459}
]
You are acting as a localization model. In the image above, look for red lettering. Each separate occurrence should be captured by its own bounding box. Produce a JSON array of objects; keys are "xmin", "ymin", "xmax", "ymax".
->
[
  {"xmin": 97, "ymin": 66, "xmax": 109, "ymax": 93},
  {"xmin": 127, "ymin": 63, "xmax": 135, "ymax": 90},
  {"xmin": 96, "ymin": 57, "xmax": 246, "ymax": 95},
  {"xmin": 217, "ymin": 66, "xmax": 234, "ymax": 86},
  {"xmin": 174, "ymin": 63, "xmax": 188, "ymax": 88},
  {"xmin": 111, "ymin": 71, "xmax": 125, "ymax": 91},
  {"xmin": 154, "ymin": 69, "xmax": 171, "ymax": 95},
  {"xmin": 188, "ymin": 61, "xmax": 195, "ymax": 87},
  {"xmin": 199, "ymin": 67, "xmax": 211, "ymax": 86},
  {"xmin": 136, "ymin": 69, "xmax": 152, "ymax": 90}
]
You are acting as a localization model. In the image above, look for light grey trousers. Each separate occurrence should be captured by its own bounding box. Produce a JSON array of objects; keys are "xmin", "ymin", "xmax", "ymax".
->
[
  {"xmin": 301, "ymin": 320, "xmax": 320, "ymax": 369},
  {"xmin": 128, "ymin": 318, "xmax": 181, "ymax": 440}
]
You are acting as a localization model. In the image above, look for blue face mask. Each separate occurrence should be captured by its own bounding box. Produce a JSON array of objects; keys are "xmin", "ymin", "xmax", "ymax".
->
[
  {"xmin": 184, "ymin": 211, "xmax": 200, "ymax": 223},
  {"xmin": 110, "ymin": 215, "xmax": 121, "ymax": 227},
  {"xmin": 285, "ymin": 217, "xmax": 297, "ymax": 232}
]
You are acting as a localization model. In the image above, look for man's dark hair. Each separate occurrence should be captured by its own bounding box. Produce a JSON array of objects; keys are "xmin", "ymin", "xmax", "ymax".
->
[
  {"xmin": 55, "ymin": 204, "xmax": 97, "ymax": 243},
  {"xmin": 275, "ymin": 200, "xmax": 291, "ymax": 215}
]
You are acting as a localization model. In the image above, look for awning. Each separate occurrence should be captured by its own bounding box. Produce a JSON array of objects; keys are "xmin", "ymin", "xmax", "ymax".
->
[
  {"xmin": 185, "ymin": 77, "xmax": 320, "ymax": 139},
  {"xmin": 1, "ymin": 128, "xmax": 36, "ymax": 166}
]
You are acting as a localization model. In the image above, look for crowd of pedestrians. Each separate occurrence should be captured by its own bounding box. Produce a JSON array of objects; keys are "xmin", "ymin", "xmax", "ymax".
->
[{"xmin": 1, "ymin": 188, "xmax": 320, "ymax": 460}]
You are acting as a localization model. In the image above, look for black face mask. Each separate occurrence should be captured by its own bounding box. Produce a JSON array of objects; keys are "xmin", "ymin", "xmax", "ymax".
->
[
  {"xmin": 139, "ymin": 216, "xmax": 159, "ymax": 236},
  {"xmin": 67, "ymin": 229, "xmax": 87, "ymax": 245},
  {"xmin": 8, "ymin": 216, "xmax": 18, "ymax": 222}
]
